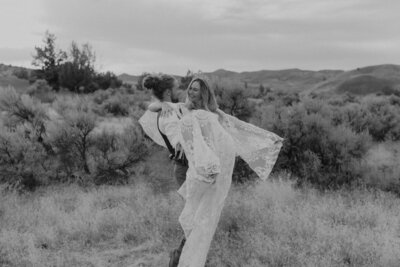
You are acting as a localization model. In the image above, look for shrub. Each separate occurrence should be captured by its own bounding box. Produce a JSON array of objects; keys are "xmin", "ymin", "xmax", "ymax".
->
[
  {"xmin": 48, "ymin": 99, "xmax": 96, "ymax": 180},
  {"xmin": 0, "ymin": 125, "xmax": 49, "ymax": 190},
  {"xmin": 361, "ymin": 142, "xmax": 400, "ymax": 196},
  {"xmin": 232, "ymin": 157, "xmax": 258, "ymax": 184},
  {"xmin": 0, "ymin": 87, "xmax": 52, "ymax": 152},
  {"xmin": 362, "ymin": 98, "xmax": 400, "ymax": 141},
  {"xmin": 92, "ymin": 89, "xmax": 112, "ymax": 105},
  {"xmin": 13, "ymin": 68, "xmax": 29, "ymax": 80},
  {"xmin": 94, "ymin": 89, "xmax": 149, "ymax": 118},
  {"xmin": 90, "ymin": 123, "xmax": 149, "ymax": 185},
  {"xmin": 27, "ymin": 79, "xmax": 55, "ymax": 103},
  {"xmin": 332, "ymin": 97, "xmax": 400, "ymax": 142},
  {"xmin": 258, "ymin": 101, "xmax": 372, "ymax": 188},
  {"xmin": 102, "ymin": 97, "xmax": 130, "ymax": 116},
  {"xmin": 213, "ymin": 78, "xmax": 253, "ymax": 121},
  {"xmin": 94, "ymin": 71, "xmax": 123, "ymax": 90}
]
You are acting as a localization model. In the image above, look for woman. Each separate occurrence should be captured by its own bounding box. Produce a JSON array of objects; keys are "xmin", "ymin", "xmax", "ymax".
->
[
  {"xmin": 140, "ymin": 76, "xmax": 283, "ymax": 266},
  {"xmin": 176, "ymin": 77, "xmax": 237, "ymax": 266}
]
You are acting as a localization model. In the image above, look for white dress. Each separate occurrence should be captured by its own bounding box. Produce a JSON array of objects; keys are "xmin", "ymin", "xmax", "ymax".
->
[
  {"xmin": 139, "ymin": 108, "xmax": 283, "ymax": 267},
  {"xmin": 177, "ymin": 110, "xmax": 236, "ymax": 267}
]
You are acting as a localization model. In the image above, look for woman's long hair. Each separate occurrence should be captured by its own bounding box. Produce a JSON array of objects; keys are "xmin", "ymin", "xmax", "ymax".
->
[{"xmin": 186, "ymin": 77, "xmax": 218, "ymax": 112}]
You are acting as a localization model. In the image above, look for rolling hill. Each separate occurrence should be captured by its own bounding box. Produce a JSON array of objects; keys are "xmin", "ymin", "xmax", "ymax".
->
[
  {"xmin": 3, "ymin": 62, "xmax": 400, "ymax": 97},
  {"xmin": 204, "ymin": 68, "xmax": 344, "ymax": 92},
  {"xmin": 0, "ymin": 63, "xmax": 31, "ymax": 92},
  {"xmin": 118, "ymin": 73, "xmax": 139, "ymax": 85},
  {"xmin": 306, "ymin": 64, "xmax": 400, "ymax": 96}
]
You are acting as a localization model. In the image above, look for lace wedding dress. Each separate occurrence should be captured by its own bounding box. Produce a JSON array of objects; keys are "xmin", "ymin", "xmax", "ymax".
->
[{"xmin": 139, "ymin": 109, "xmax": 283, "ymax": 267}]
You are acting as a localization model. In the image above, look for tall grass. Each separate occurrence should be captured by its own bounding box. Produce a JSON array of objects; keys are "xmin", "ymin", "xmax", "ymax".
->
[{"xmin": 1, "ymin": 177, "xmax": 400, "ymax": 266}]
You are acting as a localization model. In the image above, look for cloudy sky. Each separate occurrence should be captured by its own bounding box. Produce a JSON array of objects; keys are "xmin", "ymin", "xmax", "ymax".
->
[{"xmin": 0, "ymin": 0, "xmax": 399, "ymax": 75}]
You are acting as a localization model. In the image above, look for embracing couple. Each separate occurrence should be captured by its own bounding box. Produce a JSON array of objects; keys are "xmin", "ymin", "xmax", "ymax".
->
[{"xmin": 139, "ymin": 74, "xmax": 283, "ymax": 267}]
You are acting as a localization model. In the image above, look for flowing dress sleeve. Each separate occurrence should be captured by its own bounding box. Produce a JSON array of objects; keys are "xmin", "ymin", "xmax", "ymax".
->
[
  {"xmin": 216, "ymin": 109, "xmax": 283, "ymax": 180},
  {"xmin": 181, "ymin": 112, "xmax": 221, "ymax": 183}
]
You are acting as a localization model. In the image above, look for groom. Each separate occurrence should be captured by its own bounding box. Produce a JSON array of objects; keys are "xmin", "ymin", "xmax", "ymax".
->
[
  {"xmin": 150, "ymin": 100, "xmax": 188, "ymax": 267},
  {"xmin": 157, "ymin": 104, "xmax": 188, "ymax": 187}
]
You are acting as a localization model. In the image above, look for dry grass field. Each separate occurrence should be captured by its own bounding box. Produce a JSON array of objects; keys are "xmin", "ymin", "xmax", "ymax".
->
[{"xmin": 1, "ymin": 175, "xmax": 400, "ymax": 267}]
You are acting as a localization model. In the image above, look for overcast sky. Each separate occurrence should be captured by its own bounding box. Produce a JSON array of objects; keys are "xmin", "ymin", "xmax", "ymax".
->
[{"xmin": 1, "ymin": 0, "xmax": 399, "ymax": 75}]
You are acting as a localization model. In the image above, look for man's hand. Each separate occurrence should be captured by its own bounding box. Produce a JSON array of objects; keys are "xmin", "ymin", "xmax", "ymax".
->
[{"xmin": 175, "ymin": 143, "xmax": 184, "ymax": 159}]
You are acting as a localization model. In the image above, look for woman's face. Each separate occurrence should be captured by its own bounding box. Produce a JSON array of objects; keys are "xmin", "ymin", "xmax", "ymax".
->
[{"xmin": 188, "ymin": 81, "xmax": 201, "ymax": 106}]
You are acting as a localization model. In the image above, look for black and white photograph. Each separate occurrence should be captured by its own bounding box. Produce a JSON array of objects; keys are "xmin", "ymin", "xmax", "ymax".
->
[{"xmin": 1, "ymin": 0, "xmax": 400, "ymax": 266}]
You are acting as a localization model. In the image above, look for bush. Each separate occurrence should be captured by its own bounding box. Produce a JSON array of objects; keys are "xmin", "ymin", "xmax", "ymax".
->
[
  {"xmin": 360, "ymin": 142, "xmax": 400, "ymax": 195},
  {"xmin": 232, "ymin": 157, "xmax": 258, "ymax": 184},
  {"xmin": 27, "ymin": 79, "xmax": 55, "ymax": 103},
  {"xmin": 94, "ymin": 72, "xmax": 123, "ymax": 90},
  {"xmin": 362, "ymin": 98, "xmax": 400, "ymax": 141},
  {"xmin": 0, "ymin": 124, "xmax": 50, "ymax": 190},
  {"xmin": 0, "ymin": 87, "xmax": 52, "ymax": 152},
  {"xmin": 102, "ymin": 97, "xmax": 130, "ymax": 116},
  {"xmin": 48, "ymin": 99, "xmax": 96, "ymax": 180},
  {"xmin": 334, "ymin": 97, "xmax": 400, "ymax": 142},
  {"xmin": 258, "ymin": 101, "xmax": 372, "ymax": 188},
  {"xmin": 91, "ymin": 89, "xmax": 149, "ymax": 118},
  {"xmin": 213, "ymin": 78, "xmax": 253, "ymax": 121},
  {"xmin": 90, "ymin": 124, "xmax": 149, "ymax": 185},
  {"xmin": 13, "ymin": 68, "xmax": 29, "ymax": 80}
]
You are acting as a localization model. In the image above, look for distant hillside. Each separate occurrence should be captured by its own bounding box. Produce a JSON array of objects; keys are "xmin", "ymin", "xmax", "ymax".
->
[
  {"xmin": 0, "ymin": 63, "xmax": 31, "ymax": 91},
  {"xmin": 3, "ymin": 62, "xmax": 400, "ymax": 97},
  {"xmin": 337, "ymin": 75, "xmax": 398, "ymax": 96},
  {"xmin": 205, "ymin": 68, "xmax": 344, "ymax": 92},
  {"xmin": 118, "ymin": 73, "xmax": 139, "ymax": 85},
  {"xmin": 307, "ymin": 64, "xmax": 400, "ymax": 96}
]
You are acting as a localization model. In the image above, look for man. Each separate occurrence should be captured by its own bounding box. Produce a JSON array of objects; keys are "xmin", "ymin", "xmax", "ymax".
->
[{"xmin": 138, "ymin": 74, "xmax": 189, "ymax": 187}]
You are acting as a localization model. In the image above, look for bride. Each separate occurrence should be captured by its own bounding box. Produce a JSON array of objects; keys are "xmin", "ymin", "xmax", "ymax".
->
[{"xmin": 140, "ymin": 76, "xmax": 283, "ymax": 267}]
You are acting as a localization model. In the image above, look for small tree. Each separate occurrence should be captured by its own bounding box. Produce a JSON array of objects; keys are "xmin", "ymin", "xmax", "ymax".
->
[
  {"xmin": 58, "ymin": 42, "xmax": 96, "ymax": 93},
  {"xmin": 49, "ymin": 99, "xmax": 96, "ymax": 176},
  {"xmin": 32, "ymin": 31, "xmax": 67, "ymax": 90},
  {"xmin": 94, "ymin": 71, "xmax": 123, "ymax": 90}
]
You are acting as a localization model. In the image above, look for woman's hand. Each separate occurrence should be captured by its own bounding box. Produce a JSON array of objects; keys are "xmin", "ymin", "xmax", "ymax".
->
[
  {"xmin": 184, "ymin": 99, "xmax": 194, "ymax": 110},
  {"xmin": 148, "ymin": 101, "xmax": 162, "ymax": 112},
  {"xmin": 160, "ymin": 102, "xmax": 174, "ymax": 117},
  {"xmin": 208, "ymin": 173, "xmax": 218, "ymax": 182}
]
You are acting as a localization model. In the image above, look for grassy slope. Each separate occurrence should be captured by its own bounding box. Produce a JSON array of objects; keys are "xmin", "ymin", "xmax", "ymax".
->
[
  {"xmin": 205, "ymin": 69, "xmax": 343, "ymax": 92},
  {"xmin": 0, "ymin": 64, "xmax": 31, "ymax": 93},
  {"xmin": 1, "ymin": 177, "xmax": 400, "ymax": 267},
  {"xmin": 0, "ymin": 74, "xmax": 29, "ymax": 93},
  {"xmin": 307, "ymin": 64, "xmax": 400, "ymax": 96}
]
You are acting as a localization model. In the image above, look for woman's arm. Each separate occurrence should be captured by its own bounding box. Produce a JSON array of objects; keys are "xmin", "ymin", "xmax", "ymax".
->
[
  {"xmin": 181, "ymin": 114, "xmax": 221, "ymax": 183},
  {"xmin": 148, "ymin": 101, "xmax": 162, "ymax": 112}
]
